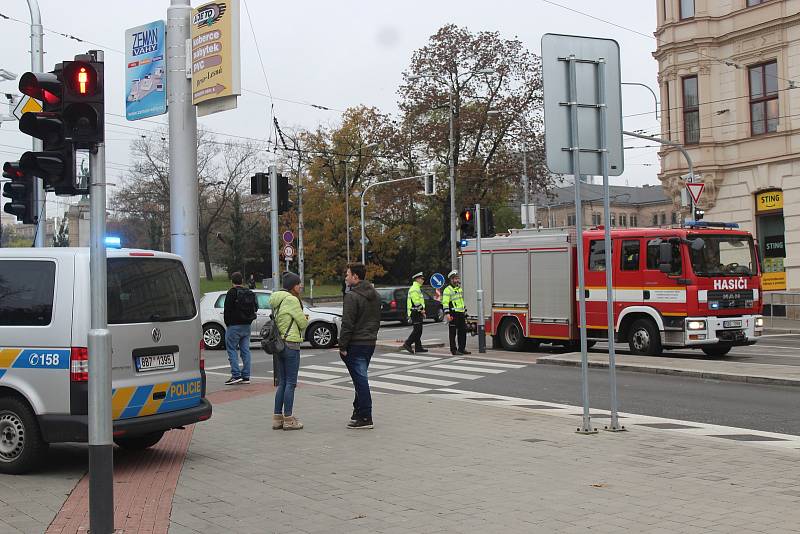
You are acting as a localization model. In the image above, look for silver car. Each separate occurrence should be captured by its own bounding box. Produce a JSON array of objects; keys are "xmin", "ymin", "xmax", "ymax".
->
[{"xmin": 200, "ymin": 290, "xmax": 342, "ymax": 350}]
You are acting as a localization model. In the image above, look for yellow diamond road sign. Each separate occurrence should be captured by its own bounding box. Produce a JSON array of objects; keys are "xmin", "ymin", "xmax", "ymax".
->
[{"xmin": 12, "ymin": 95, "xmax": 43, "ymax": 120}]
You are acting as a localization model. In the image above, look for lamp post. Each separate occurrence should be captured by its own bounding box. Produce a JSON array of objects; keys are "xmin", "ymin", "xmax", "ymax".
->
[
  {"xmin": 407, "ymin": 68, "xmax": 494, "ymax": 272},
  {"xmin": 340, "ymin": 142, "xmax": 378, "ymax": 263}
]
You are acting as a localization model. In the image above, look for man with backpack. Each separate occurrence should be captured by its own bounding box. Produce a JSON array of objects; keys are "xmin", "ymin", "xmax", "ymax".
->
[{"xmin": 223, "ymin": 271, "xmax": 258, "ymax": 385}]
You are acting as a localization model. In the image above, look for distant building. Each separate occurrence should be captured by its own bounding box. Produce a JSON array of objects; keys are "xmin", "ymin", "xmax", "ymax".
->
[
  {"xmin": 654, "ymin": 0, "xmax": 797, "ymax": 291},
  {"xmin": 533, "ymin": 183, "xmax": 677, "ymax": 229}
]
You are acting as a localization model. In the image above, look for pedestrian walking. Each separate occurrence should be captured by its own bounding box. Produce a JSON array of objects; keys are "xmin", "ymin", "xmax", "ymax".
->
[
  {"xmin": 402, "ymin": 272, "xmax": 428, "ymax": 353},
  {"xmin": 223, "ymin": 272, "xmax": 258, "ymax": 385},
  {"xmin": 339, "ymin": 262, "xmax": 381, "ymax": 429},
  {"xmin": 270, "ymin": 272, "xmax": 309, "ymax": 430},
  {"xmin": 443, "ymin": 270, "xmax": 471, "ymax": 356}
]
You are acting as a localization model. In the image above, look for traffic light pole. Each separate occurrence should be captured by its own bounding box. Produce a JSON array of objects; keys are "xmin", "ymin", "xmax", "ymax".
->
[
  {"xmin": 88, "ymin": 138, "xmax": 114, "ymax": 533},
  {"xmin": 270, "ymin": 165, "xmax": 280, "ymax": 289},
  {"xmin": 27, "ymin": 0, "xmax": 45, "ymax": 247},
  {"xmin": 475, "ymin": 203, "xmax": 486, "ymax": 353}
]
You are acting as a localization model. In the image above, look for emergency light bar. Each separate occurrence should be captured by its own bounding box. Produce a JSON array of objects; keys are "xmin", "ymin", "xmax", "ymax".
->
[
  {"xmin": 104, "ymin": 236, "xmax": 121, "ymax": 248},
  {"xmin": 684, "ymin": 221, "xmax": 740, "ymax": 229}
]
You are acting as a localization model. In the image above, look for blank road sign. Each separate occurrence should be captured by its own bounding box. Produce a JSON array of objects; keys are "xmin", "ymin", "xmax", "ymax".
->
[{"xmin": 542, "ymin": 33, "xmax": 624, "ymax": 177}]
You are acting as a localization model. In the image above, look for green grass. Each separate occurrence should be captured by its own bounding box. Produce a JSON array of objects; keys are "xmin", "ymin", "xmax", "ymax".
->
[{"xmin": 198, "ymin": 278, "xmax": 341, "ymax": 298}]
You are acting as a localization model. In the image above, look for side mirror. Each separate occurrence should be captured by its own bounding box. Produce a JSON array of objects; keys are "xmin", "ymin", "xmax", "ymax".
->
[{"xmin": 658, "ymin": 242, "xmax": 673, "ymax": 273}]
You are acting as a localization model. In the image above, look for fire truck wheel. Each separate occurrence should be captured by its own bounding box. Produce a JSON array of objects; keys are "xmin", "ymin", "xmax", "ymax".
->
[
  {"xmin": 499, "ymin": 318, "xmax": 526, "ymax": 351},
  {"xmin": 628, "ymin": 318, "xmax": 662, "ymax": 356},
  {"xmin": 701, "ymin": 345, "xmax": 732, "ymax": 357}
]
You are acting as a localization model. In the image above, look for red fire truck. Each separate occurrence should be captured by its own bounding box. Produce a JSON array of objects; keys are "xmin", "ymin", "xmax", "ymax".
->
[{"xmin": 460, "ymin": 222, "xmax": 763, "ymax": 357}]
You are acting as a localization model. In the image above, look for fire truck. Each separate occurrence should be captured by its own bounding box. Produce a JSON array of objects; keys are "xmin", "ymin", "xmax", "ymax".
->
[{"xmin": 460, "ymin": 222, "xmax": 763, "ymax": 357}]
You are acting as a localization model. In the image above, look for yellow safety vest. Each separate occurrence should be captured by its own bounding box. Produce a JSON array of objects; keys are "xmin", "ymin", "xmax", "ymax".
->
[
  {"xmin": 407, "ymin": 282, "xmax": 425, "ymax": 317},
  {"xmin": 442, "ymin": 285, "xmax": 465, "ymax": 313}
]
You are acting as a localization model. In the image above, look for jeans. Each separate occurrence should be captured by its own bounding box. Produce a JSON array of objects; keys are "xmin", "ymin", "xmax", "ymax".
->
[
  {"xmin": 343, "ymin": 345, "xmax": 374, "ymax": 419},
  {"xmin": 225, "ymin": 324, "xmax": 251, "ymax": 379},
  {"xmin": 274, "ymin": 347, "xmax": 300, "ymax": 416}
]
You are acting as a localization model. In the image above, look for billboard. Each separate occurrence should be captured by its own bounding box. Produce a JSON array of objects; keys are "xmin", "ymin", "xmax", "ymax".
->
[
  {"xmin": 125, "ymin": 20, "xmax": 167, "ymax": 121},
  {"xmin": 191, "ymin": 0, "xmax": 241, "ymax": 114}
]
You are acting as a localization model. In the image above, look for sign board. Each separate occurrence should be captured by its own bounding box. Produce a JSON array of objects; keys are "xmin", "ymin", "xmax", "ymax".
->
[
  {"xmin": 430, "ymin": 273, "xmax": 446, "ymax": 289},
  {"xmin": 764, "ymin": 234, "xmax": 786, "ymax": 259},
  {"xmin": 756, "ymin": 190, "xmax": 783, "ymax": 212},
  {"xmin": 191, "ymin": 0, "xmax": 241, "ymax": 116},
  {"xmin": 282, "ymin": 230, "xmax": 294, "ymax": 243},
  {"xmin": 125, "ymin": 21, "xmax": 167, "ymax": 121},
  {"xmin": 686, "ymin": 182, "xmax": 705, "ymax": 204},
  {"xmin": 763, "ymin": 272, "xmax": 787, "ymax": 291},
  {"xmin": 520, "ymin": 204, "xmax": 536, "ymax": 226},
  {"xmin": 282, "ymin": 245, "xmax": 295, "ymax": 258},
  {"xmin": 542, "ymin": 34, "xmax": 624, "ymax": 177},
  {"xmin": 12, "ymin": 95, "xmax": 42, "ymax": 120}
]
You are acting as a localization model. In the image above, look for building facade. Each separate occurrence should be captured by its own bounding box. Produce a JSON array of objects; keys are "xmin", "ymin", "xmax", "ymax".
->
[
  {"xmin": 655, "ymin": 0, "xmax": 800, "ymax": 291},
  {"xmin": 534, "ymin": 183, "xmax": 677, "ymax": 229}
]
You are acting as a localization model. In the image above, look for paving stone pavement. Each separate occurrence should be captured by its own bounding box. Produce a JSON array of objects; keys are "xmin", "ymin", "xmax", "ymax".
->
[{"xmin": 170, "ymin": 384, "xmax": 800, "ymax": 534}]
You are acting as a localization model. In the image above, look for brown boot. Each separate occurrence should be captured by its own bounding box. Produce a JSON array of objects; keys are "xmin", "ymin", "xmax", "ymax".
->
[
  {"xmin": 282, "ymin": 415, "xmax": 304, "ymax": 431},
  {"xmin": 272, "ymin": 414, "xmax": 284, "ymax": 430}
]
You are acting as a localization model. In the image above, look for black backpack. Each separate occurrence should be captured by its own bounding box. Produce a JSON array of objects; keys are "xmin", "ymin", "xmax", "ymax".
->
[{"xmin": 234, "ymin": 288, "xmax": 258, "ymax": 322}]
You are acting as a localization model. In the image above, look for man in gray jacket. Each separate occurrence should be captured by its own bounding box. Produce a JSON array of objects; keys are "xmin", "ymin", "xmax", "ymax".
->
[{"xmin": 339, "ymin": 262, "xmax": 381, "ymax": 429}]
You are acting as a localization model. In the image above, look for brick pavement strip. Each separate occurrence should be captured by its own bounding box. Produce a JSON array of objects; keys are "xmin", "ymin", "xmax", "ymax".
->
[{"xmin": 170, "ymin": 383, "xmax": 800, "ymax": 534}]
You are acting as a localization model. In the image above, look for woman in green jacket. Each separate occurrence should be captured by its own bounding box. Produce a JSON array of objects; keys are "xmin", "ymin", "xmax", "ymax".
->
[{"xmin": 270, "ymin": 272, "xmax": 309, "ymax": 430}]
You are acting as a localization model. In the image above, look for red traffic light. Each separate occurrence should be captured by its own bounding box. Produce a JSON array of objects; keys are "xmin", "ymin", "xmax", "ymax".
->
[
  {"xmin": 463, "ymin": 210, "xmax": 472, "ymax": 222},
  {"xmin": 19, "ymin": 72, "xmax": 61, "ymax": 105},
  {"xmin": 64, "ymin": 62, "xmax": 97, "ymax": 97},
  {"xmin": 2, "ymin": 161, "xmax": 24, "ymax": 179}
]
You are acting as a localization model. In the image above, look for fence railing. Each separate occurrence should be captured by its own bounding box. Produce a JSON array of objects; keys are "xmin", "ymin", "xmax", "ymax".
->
[{"xmin": 763, "ymin": 291, "xmax": 800, "ymax": 327}]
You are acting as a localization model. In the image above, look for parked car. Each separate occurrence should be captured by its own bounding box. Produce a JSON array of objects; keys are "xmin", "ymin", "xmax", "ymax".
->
[
  {"xmin": 376, "ymin": 286, "xmax": 445, "ymax": 325},
  {"xmin": 200, "ymin": 290, "xmax": 341, "ymax": 350}
]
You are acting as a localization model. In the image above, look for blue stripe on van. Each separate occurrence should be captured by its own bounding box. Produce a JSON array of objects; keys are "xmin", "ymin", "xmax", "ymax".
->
[{"xmin": 120, "ymin": 384, "xmax": 154, "ymax": 419}]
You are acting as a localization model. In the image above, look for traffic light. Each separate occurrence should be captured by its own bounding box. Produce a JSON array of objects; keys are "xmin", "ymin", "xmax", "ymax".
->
[
  {"xmin": 694, "ymin": 207, "xmax": 705, "ymax": 220},
  {"xmin": 2, "ymin": 161, "xmax": 36, "ymax": 224},
  {"xmin": 277, "ymin": 174, "xmax": 294, "ymax": 214},
  {"xmin": 251, "ymin": 172, "xmax": 268, "ymax": 195},
  {"xmin": 480, "ymin": 207, "xmax": 495, "ymax": 237},
  {"xmin": 423, "ymin": 173, "xmax": 436, "ymax": 196},
  {"xmin": 460, "ymin": 208, "xmax": 476, "ymax": 239},
  {"xmin": 61, "ymin": 58, "xmax": 104, "ymax": 147}
]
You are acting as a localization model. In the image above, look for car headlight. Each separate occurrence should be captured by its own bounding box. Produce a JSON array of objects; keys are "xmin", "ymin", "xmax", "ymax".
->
[
  {"xmin": 687, "ymin": 320, "xmax": 706, "ymax": 330},
  {"xmin": 755, "ymin": 317, "xmax": 764, "ymax": 328}
]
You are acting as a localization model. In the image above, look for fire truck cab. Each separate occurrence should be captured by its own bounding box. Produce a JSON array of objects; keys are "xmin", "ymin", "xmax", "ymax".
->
[{"xmin": 461, "ymin": 222, "xmax": 763, "ymax": 357}]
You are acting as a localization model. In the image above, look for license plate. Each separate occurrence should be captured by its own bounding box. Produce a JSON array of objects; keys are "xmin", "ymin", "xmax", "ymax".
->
[
  {"xmin": 137, "ymin": 353, "xmax": 175, "ymax": 372},
  {"xmin": 723, "ymin": 320, "xmax": 742, "ymax": 328}
]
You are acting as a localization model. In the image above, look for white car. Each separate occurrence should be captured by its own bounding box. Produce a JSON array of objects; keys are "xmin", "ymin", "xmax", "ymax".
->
[{"xmin": 200, "ymin": 290, "xmax": 342, "ymax": 350}]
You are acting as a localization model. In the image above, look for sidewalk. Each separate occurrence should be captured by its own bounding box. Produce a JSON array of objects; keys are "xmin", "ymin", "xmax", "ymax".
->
[
  {"xmin": 764, "ymin": 316, "xmax": 800, "ymax": 334},
  {"xmin": 168, "ymin": 383, "xmax": 800, "ymax": 533}
]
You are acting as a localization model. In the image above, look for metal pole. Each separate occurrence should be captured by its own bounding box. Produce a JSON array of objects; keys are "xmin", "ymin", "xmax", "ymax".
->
[
  {"xmin": 621, "ymin": 82, "xmax": 658, "ymax": 120},
  {"xmin": 360, "ymin": 192, "xmax": 366, "ymax": 265},
  {"xmin": 88, "ymin": 137, "xmax": 114, "ymax": 532},
  {"xmin": 27, "ymin": 0, "xmax": 45, "ymax": 247},
  {"xmin": 297, "ymin": 164, "xmax": 305, "ymax": 285},
  {"xmin": 167, "ymin": 0, "xmax": 199, "ymax": 302},
  {"xmin": 343, "ymin": 161, "xmax": 351, "ymax": 263},
  {"xmin": 448, "ymin": 89, "xmax": 457, "ymax": 272},
  {"xmin": 475, "ymin": 203, "xmax": 486, "ymax": 353},
  {"xmin": 269, "ymin": 165, "xmax": 280, "ymax": 289},
  {"xmin": 522, "ymin": 142, "xmax": 530, "ymax": 228},
  {"xmin": 566, "ymin": 54, "xmax": 594, "ymax": 434},
  {"xmin": 598, "ymin": 59, "xmax": 623, "ymax": 432}
]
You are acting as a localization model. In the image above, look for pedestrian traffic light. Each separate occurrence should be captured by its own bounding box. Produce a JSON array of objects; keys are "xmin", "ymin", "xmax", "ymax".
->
[
  {"xmin": 480, "ymin": 207, "xmax": 495, "ymax": 238},
  {"xmin": 460, "ymin": 208, "xmax": 476, "ymax": 239},
  {"xmin": 251, "ymin": 172, "xmax": 268, "ymax": 195},
  {"xmin": 61, "ymin": 58, "xmax": 104, "ymax": 147},
  {"xmin": 2, "ymin": 161, "xmax": 37, "ymax": 224},
  {"xmin": 277, "ymin": 174, "xmax": 294, "ymax": 214},
  {"xmin": 694, "ymin": 208, "xmax": 705, "ymax": 221}
]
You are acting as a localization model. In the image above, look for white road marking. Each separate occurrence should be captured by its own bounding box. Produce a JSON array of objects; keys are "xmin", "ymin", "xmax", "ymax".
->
[
  {"xmin": 205, "ymin": 364, "xmax": 231, "ymax": 371},
  {"xmin": 405, "ymin": 368, "xmax": 483, "ymax": 380},
  {"xmin": 379, "ymin": 373, "xmax": 457, "ymax": 386},
  {"xmin": 371, "ymin": 356, "xmax": 419, "ymax": 365},
  {"xmin": 453, "ymin": 359, "xmax": 525, "ymax": 369},
  {"xmin": 367, "ymin": 380, "xmax": 429, "ymax": 393},
  {"xmin": 303, "ymin": 365, "xmax": 349, "ymax": 373},
  {"xmin": 433, "ymin": 364, "xmax": 505, "ymax": 374},
  {"xmin": 298, "ymin": 370, "xmax": 341, "ymax": 380},
  {"xmin": 383, "ymin": 352, "xmax": 442, "ymax": 361},
  {"xmin": 759, "ymin": 333, "xmax": 800, "ymax": 338}
]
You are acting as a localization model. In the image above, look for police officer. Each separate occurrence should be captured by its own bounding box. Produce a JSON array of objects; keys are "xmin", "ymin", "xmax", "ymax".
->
[
  {"xmin": 402, "ymin": 272, "xmax": 428, "ymax": 353},
  {"xmin": 442, "ymin": 270, "xmax": 470, "ymax": 356}
]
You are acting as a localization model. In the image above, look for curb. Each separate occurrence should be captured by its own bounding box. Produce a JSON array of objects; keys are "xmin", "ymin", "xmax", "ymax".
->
[{"xmin": 536, "ymin": 357, "xmax": 800, "ymax": 387}]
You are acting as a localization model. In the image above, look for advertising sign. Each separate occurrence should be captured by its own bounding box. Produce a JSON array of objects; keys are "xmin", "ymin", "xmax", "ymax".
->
[
  {"xmin": 756, "ymin": 190, "xmax": 783, "ymax": 213},
  {"xmin": 191, "ymin": 0, "xmax": 241, "ymax": 114},
  {"xmin": 125, "ymin": 21, "xmax": 167, "ymax": 121}
]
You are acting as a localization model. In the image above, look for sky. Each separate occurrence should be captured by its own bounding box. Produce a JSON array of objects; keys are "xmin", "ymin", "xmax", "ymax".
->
[{"xmin": 0, "ymin": 0, "xmax": 662, "ymax": 221}]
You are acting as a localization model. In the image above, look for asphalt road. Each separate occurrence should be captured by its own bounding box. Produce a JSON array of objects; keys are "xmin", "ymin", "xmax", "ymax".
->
[{"xmin": 204, "ymin": 319, "xmax": 800, "ymax": 436}]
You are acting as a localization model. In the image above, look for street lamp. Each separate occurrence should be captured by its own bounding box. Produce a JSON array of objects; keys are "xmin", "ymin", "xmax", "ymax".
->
[
  {"xmin": 407, "ymin": 68, "xmax": 495, "ymax": 271},
  {"xmin": 341, "ymin": 142, "xmax": 378, "ymax": 263}
]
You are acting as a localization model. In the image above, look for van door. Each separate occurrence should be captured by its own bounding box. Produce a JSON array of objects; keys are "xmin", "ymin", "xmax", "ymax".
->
[
  {"xmin": 642, "ymin": 238, "xmax": 686, "ymax": 313},
  {"xmin": 584, "ymin": 238, "xmax": 610, "ymax": 330},
  {"xmin": 106, "ymin": 255, "xmax": 202, "ymax": 421}
]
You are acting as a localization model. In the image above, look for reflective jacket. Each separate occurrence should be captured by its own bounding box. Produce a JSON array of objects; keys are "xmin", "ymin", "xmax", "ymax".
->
[
  {"xmin": 406, "ymin": 281, "xmax": 425, "ymax": 317},
  {"xmin": 442, "ymin": 285, "xmax": 465, "ymax": 313}
]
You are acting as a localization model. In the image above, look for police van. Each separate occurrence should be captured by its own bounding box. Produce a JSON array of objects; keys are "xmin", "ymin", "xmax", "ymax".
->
[{"xmin": 0, "ymin": 247, "xmax": 212, "ymax": 474}]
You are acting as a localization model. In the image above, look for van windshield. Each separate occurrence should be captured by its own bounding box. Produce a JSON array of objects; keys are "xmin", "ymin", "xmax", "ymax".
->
[
  {"xmin": 107, "ymin": 258, "xmax": 196, "ymax": 324},
  {"xmin": 687, "ymin": 234, "xmax": 758, "ymax": 277}
]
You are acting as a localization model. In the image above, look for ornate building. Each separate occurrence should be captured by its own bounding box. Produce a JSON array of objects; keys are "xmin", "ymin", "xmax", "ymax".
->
[{"xmin": 654, "ymin": 0, "xmax": 799, "ymax": 291}]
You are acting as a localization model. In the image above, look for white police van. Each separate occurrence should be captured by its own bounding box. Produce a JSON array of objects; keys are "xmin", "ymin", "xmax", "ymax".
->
[{"xmin": 0, "ymin": 247, "xmax": 211, "ymax": 474}]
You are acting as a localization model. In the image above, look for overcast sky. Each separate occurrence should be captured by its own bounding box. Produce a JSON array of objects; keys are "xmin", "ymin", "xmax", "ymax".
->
[{"xmin": 0, "ymin": 0, "xmax": 661, "ymax": 220}]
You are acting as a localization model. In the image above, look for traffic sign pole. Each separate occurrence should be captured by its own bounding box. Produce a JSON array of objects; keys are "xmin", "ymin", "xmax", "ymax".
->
[{"xmin": 475, "ymin": 203, "xmax": 486, "ymax": 354}]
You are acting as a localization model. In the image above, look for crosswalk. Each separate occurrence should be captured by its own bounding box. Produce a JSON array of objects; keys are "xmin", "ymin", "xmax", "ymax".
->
[{"xmin": 298, "ymin": 352, "xmax": 526, "ymax": 394}]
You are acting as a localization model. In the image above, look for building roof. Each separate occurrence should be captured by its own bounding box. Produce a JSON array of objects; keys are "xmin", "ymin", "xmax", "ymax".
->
[{"xmin": 535, "ymin": 183, "xmax": 670, "ymax": 207}]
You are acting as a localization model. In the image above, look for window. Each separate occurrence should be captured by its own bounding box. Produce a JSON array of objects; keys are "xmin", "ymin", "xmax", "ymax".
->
[
  {"xmin": 747, "ymin": 0, "xmax": 771, "ymax": 6},
  {"xmin": 567, "ymin": 213, "xmax": 576, "ymax": 226},
  {"xmin": 630, "ymin": 215, "xmax": 638, "ymax": 227},
  {"xmin": 749, "ymin": 61, "xmax": 778, "ymax": 135},
  {"xmin": 646, "ymin": 239, "xmax": 682, "ymax": 275},
  {"xmin": 0, "ymin": 260, "xmax": 56, "ymax": 326},
  {"xmin": 682, "ymin": 76, "xmax": 699, "ymax": 144},
  {"xmin": 660, "ymin": 213, "xmax": 667, "ymax": 225},
  {"xmin": 216, "ymin": 291, "xmax": 272, "ymax": 309},
  {"xmin": 671, "ymin": 212, "xmax": 678, "ymax": 224},
  {"xmin": 680, "ymin": 0, "xmax": 694, "ymax": 19},
  {"xmin": 592, "ymin": 213, "xmax": 602, "ymax": 226},
  {"xmin": 621, "ymin": 240, "xmax": 641, "ymax": 271},
  {"xmin": 589, "ymin": 240, "xmax": 610, "ymax": 271},
  {"xmin": 107, "ymin": 258, "xmax": 196, "ymax": 324},
  {"xmin": 610, "ymin": 213, "xmax": 616, "ymax": 227},
  {"xmin": 652, "ymin": 214, "xmax": 659, "ymax": 226},
  {"xmin": 620, "ymin": 214, "xmax": 627, "ymax": 227}
]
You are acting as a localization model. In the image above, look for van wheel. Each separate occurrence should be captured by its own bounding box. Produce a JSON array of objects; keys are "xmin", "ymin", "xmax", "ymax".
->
[
  {"xmin": 0, "ymin": 397, "xmax": 48, "ymax": 474},
  {"xmin": 203, "ymin": 324, "xmax": 225, "ymax": 350},
  {"xmin": 499, "ymin": 319, "xmax": 526, "ymax": 351},
  {"xmin": 114, "ymin": 431, "xmax": 165, "ymax": 451},
  {"xmin": 701, "ymin": 345, "xmax": 732, "ymax": 358},
  {"xmin": 308, "ymin": 323, "xmax": 336, "ymax": 349},
  {"xmin": 628, "ymin": 318, "xmax": 662, "ymax": 356}
]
